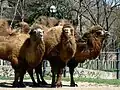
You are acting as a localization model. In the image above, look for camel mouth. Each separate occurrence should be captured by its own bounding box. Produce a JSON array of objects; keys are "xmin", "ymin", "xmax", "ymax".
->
[
  {"xmin": 63, "ymin": 28, "xmax": 71, "ymax": 36},
  {"xmin": 29, "ymin": 28, "xmax": 44, "ymax": 40},
  {"xmin": 104, "ymin": 31, "xmax": 111, "ymax": 38},
  {"xmin": 36, "ymin": 29, "xmax": 44, "ymax": 39}
]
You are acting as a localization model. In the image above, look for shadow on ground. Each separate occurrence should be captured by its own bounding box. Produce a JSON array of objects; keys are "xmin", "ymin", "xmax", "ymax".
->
[{"xmin": 0, "ymin": 82, "xmax": 70, "ymax": 88}]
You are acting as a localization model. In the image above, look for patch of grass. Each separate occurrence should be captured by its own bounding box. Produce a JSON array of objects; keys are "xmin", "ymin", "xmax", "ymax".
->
[
  {"xmin": 44, "ymin": 76, "xmax": 120, "ymax": 86},
  {"xmin": 0, "ymin": 76, "xmax": 13, "ymax": 80},
  {"xmin": 0, "ymin": 76, "xmax": 31, "ymax": 80},
  {"xmin": 76, "ymin": 78, "xmax": 120, "ymax": 85},
  {"xmin": 62, "ymin": 77, "xmax": 120, "ymax": 86},
  {"xmin": 1, "ymin": 75, "xmax": 120, "ymax": 86}
]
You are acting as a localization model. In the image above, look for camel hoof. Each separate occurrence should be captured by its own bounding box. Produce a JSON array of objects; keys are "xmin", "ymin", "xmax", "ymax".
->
[
  {"xmin": 38, "ymin": 81, "xmax": 47, "ymax": 85},
  {"xmin": 41, "ymin": 81, "xmax": 48, "ymax": 85},
  {"xmin": 12, "ymin": 81, "xmax": 20, "ymax": 87},
  {"xmin": 51, "ymin": 82, "xmax": 62, "ymax": 88},
  {"xmin": 70, "ymin": 83, "xmax": 78, "ymax": 87},
  {"xmin": 51, "ymin": 83, "xmax": 56, "ymax": 88},
  {"xmin": 19, "ymin": 82, "xmax": 26, "ymax": 87},
  {"xmin": 33, "ymin": 83, "xmax": 40, "ymax": 87},
  {"xmin": 56, "ymin": 82, "xmax": 62, "ymax": 88}
]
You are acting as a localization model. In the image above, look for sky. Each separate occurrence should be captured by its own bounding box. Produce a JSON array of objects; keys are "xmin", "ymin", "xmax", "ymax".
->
[{"xmin": 106, "ymin": 0, "xmax": 120, "ymax": 6}]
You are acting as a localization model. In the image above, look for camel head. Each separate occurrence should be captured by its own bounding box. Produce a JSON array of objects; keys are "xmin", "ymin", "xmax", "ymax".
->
[
  {"xmin": 62, "ymin": 24, "xmax": 74, "ymax": 38},
  {"xmin": 83, "ymin": 25, "xmax": 110, "ymax": 42},
  {"xmin": 19, "ymin": 21, "xmax": 30, "ymax": 34},
  {"xmin": 29, "ymin": 24, "xmax": 44, "ymax": 41}
]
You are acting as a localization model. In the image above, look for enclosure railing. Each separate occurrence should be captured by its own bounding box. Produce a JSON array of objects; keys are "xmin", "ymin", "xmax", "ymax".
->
[
  {"xmin": 0, "ymin": 51, "xmax": 120, "ymax": 79},
  {"xmin": 79, "ymin": 52, "xmax": 119, "ymax": 71}
]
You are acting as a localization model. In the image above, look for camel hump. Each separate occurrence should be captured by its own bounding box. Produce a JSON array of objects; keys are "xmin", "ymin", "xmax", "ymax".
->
[{"xmin": 0, "ymin": 19, "xmax": 12, "ymax": 36}]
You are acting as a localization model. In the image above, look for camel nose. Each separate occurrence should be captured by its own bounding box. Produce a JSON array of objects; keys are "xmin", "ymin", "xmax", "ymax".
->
[
  {"xmin": 105, "ymin": 31, "xmax": 111, "ymax": 36},
  {"xmin": 38, "ymin": 32, "xmax": 43, "ymax": 38},
  {"xmin": 36, "ymin": 29, "xmax": 44, "ymax": 37},
  {"xmin": 64, "ymin": 30, "xmax": 69, "ymax": 33}
]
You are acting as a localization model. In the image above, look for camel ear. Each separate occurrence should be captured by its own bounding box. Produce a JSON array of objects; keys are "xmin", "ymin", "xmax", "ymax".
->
[
  {"xmin": 28, "ymin": 29, "xmax": 33, "ymax": 35},
  {"xmin": 71, "ymin": 19, "xmax": 78, "ymax": 26}
]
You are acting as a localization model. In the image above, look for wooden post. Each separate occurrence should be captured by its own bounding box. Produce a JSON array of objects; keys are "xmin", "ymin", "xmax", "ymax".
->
[
  {"xmin": 1, "ymin": 59, "xmax": 3, "ymax": 66},
  {"xmin": 116, "ymin": 49, "xmax": 120, "ymax": 79},
  {"xmin": 43, "ymin": 60, "xmax": 46, "ymax": 77},
  {"xmin": 63, "ymin": 66, "xmax": 66, "ymax": 77}
]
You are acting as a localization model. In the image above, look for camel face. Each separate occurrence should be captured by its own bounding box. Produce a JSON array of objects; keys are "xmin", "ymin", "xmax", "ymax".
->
[
  {"xmin": 36, "ymin": 28, "xmax": 44, "ymax": 40},
  {"xmin": 62, "ymin": 26, "xmax": 74, "ymax": 38},
  {"xmin": 29, "ymin": 28, "xmax": 44, "ymax": 41},
  {"xmin": 63, "ymin": 28, "xmax": 71, "ymax": 36},
  {"xmin": 34, "ymin": 28, "xmax": 44, "ymax": 40},
  {"xmin": 89, "ymin": 25, "xmax": 110, "ymax": 39},
  {"xmin": 94, "ymin": 29, "xmax": 110, "ymax": 39}
]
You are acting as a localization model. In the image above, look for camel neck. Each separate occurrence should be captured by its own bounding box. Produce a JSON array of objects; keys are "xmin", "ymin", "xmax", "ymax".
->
[{"xmin": 30, "ymin": 38, "xmax": 43, "ymax": 47}]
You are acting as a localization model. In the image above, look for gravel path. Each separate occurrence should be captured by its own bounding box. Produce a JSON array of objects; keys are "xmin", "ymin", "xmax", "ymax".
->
[{"xmin": 0, "ymin": 79, "xmax": 120, "ymax": 90}]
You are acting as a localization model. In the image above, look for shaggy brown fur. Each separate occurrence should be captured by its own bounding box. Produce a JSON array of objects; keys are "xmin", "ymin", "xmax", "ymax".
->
[
  {"xmin": 0, "ymin": 19, "xmax": 12, "ymax": 36},
  {"xmin": 42, "ymin": 24, "xmax": 76, "ymax": 87},
  {"xmin": 27, "ymin": 23, "xmax": 76, "ymax": 87},
  {"xmin": 33, "ymin": 16, "xmax": 72, "ymax": 34},
  {"xmin": 0, "ymin": 34, "xmax": 29, "ymax": 63},
  {"xmin": 67, "ymin": 25, "xmax": 110, "ymax": 87},
  {"xmin": 18, "ymin": 21, "xmax": 30, "ymax": 34},
  {"xmin": 28, "ymin": 18, "xmax": 76, "ymax": 86},
  {"xmin": 57, "ymin": 19, "xmax": 71, "ymax": 26},
  {"xmin": 35, "ymin": 16, "xmax": 59, "ymax": 28},
  {"xmin": 44, "ymin": 24, "xmax": 76, "ymax": 58},
  {"xmin": 11, "ymin": 21, "xmax": 30, "ymax": 34},
  {"xmin": 15, "ymin": 24, "xmax": 45, "ymax": 87},
  {"xmin": 0, "ymin": 21, "xmax": 30, "ymax": 42},
  {"xmin": 0, "ymin": 24, "xmax": 45, "ymax": 87},
  {"xmin": 19, "ymin": 25, "xmax": 45, "ymax": 67}
]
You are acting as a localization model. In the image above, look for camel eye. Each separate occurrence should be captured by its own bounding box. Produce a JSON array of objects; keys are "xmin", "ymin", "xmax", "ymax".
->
[
  {"xmin": 70, "ymin": 29, "xmax": 73, "ymax": 32},
  {"xmin": 29, "ymin": 29, "xmax": 36, "ymax": 35},
  {"xmin": 63, "ymin": 28, "xmax": 67, "ymax": 32},
  {"xmin": 42, "ymin": 30, "xmax": 44, "ymax": 33},
  {"xmin": 33, "ymin": 30, "xmax": 37, "ymax": 33},
  {"xmin": 96, "ymin": 30, "xmax": 104, "ymax": 35},
  {"xmin": 96, "ymin": 31, "xmax": 101, "ymax": 35}
]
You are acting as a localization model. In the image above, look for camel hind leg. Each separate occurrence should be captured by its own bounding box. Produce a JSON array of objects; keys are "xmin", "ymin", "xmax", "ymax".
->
[
  {"xmin": 27, "ymin": 69, "xmax": 39, "ymax": 87},
  {"xmin": 12, "ymin": 62, "xmax": 21, "ymax": 87},
  {"xmin": 13, "ymin": 67, "xmax": 26, "ymax": 87},
  {"xmin": 13, "ymin": 70, "xmax": 20, "ymax": 87}
]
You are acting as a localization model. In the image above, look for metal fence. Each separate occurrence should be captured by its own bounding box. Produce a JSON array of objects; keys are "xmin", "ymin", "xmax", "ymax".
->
[
  {"xmin": 0, "ymin": 51, "xmax": 120, "ymax": 79},
  {"xmin": 77, "ymin": 51, "xmax": 118, "ymax": 70}
]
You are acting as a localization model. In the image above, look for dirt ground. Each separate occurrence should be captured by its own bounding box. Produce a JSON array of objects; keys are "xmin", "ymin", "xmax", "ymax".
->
[{"xmin": 0, "ymin": 79, "xmax": 120, "ymax": 90}]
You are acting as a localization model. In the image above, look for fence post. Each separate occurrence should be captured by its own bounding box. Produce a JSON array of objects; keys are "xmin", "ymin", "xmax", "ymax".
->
[
  {"xmin": 43, "ymin": 60, "xmax": 46, "ymax": 77},
  {"xmin": 116, "ymin": 49, "xmax": 120, "ymax": 79},
  {"xmin": 97, "ymin": 57, "xmax": 99, "ymax": 70},
  {"xmin": 63, "ymin": 66, "xmax": 66, "ymax": 77}
]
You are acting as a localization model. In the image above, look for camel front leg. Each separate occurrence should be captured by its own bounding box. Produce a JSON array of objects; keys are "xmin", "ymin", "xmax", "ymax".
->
[
  {"xmin": 69, "ymin": 67, "xmax": 78, "ymax": 87},
  {"xmin": 35, "ymin": 63, "xmax": 48, "ymax": 85},
  {"xmin": 67, "ymin": 59, "xmax": 78, "ymax": 87},
  {"xmin": 19, "ymin": 69, "xmax": 26, "ymax": 87},
  {"xmin": 56, "ymin": 68, "xmax": 63, "ymax": 87},
  {"xmin": 51, "ymin": 69, "xmax": 56, "ymax": 87}
]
